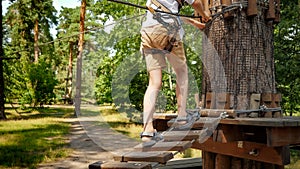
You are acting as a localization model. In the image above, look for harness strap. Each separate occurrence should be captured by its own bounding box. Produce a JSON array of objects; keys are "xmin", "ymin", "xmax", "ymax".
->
[
  {"xmin": 147, "ymin": 0, "xmax": 183, "ymax": 52},
  {"xmin": 149, "ymin": 0, "xmax": 171, "ymax": 13},
  {"xmin": 147, "ymin": 0, "xmax": 185, "ymax": 14}
]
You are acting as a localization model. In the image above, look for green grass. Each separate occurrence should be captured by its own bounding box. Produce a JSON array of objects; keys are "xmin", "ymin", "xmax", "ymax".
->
[
  {"xmin": 83, "ymin": 106, "xmax": 144, "ymax": 140},
  {"xmin": 286, "ymin": 149, "xmax": 300, "ymax": 169},
  {"xmin": 0, "ymin": 105, "xmax": 74, "ymax": 169}
]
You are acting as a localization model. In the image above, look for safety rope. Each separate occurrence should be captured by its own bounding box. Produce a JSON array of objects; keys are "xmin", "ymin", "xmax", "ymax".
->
[
  {"xmin": 235, "ymin": 105, "xmax": 282, "ymax": 114},
  {"xmin": 206, "ymin": 1, "xmax": 248, "ymax": 26},
  {"xmin": 107, "ymin": 0, "xmax": 249, "ymax": 26},
  {"xmin": 107, "ymin": 0, "xmax": 201, "ymax": 18}
]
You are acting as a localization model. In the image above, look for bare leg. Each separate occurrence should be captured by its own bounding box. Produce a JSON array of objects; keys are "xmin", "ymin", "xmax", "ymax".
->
[
  {"xmin": 142, "ymin": 68, "xmax": 162, "ymax": 141},
  {"xmin": 173, "ymin": 63, "xmax": 188, "ymax": 118}
]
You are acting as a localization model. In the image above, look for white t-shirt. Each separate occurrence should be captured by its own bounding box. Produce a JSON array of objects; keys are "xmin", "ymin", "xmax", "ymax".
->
[{"xmin": 142, "ymin": 0, "xmax": 195, "ymax": 39}]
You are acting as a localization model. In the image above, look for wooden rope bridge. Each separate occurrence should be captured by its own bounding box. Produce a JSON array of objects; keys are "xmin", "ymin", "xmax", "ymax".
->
[{"xmin": 89, "ymin": 109, "xmax": 300, "ymax": 169}]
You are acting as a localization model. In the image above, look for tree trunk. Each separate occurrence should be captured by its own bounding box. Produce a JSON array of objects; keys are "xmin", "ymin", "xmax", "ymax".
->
[
  {"xmin": 34, "ymin": 19, "xmax": 39, "ymax": 63},
  {"xmin": 202, "ymin": 0, "xmax": 279, "ymax": 111},
  {"xmin": 201, "ymin": 0, "xmax": 281, "ymax": 168},
  {"xmin": 0, "ymin": 1, "xmax": 6, "ymax": 120},
  {"xmin": 75, "ymin": 0, "xmax": 86, "ymax": 116},
  {"xmin": 65, "ymin": 41, "xmax": 74, "ymax": 104}
]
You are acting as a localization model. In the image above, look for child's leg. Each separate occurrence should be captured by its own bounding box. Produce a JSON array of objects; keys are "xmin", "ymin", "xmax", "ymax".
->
[{"xmin": 142, "ymin": 68, "xmax": 162, "ymax": 140}]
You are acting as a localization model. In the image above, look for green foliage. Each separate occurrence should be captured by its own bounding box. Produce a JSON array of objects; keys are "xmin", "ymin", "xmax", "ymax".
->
[
  {"xmin": 28, "ymin": 60, "xmax": 58, "ymax": 106},
  {"xmin": 3, "ymin": 0, "xmax": 58, "ymax": 108},
  {"xmin": 274, "ymin": 0, "xmax": 300, "ymax": 115}
]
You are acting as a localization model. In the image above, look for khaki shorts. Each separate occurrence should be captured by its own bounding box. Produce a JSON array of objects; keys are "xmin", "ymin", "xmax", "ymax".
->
[{"xmin": 140, "ymin": 24, "xmax": 186, "ymax": 72}]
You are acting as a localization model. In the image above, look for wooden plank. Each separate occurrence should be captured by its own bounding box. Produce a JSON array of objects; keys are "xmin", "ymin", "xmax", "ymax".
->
[
  {"xmin": 114, "ymin": 151, "xmax": 174, "ymax": 164},
  {"xmin": 192, "ymin": 138, "xmax": 290, "ymax": 165},
  {"xmin": 231, "ymin": 157, "xmax": 242, "ymax": 169},
  {"xmin": 89, "ymin": 161, "xmax": 152, "ymax": 169},
  {"xmin": 154, "ymin": 113, "xmax": 177, "ymax": 120},
  {"xmin": 215, "ymin": 154, "xmax": 230, "ymax": 169},
  {"xmin": 267, "ymin": 127, "xmax": 300, "ymax": 146},
  {"xmin": 220, "ymin": 117, "xmax": 300, "ymax": 127},
  {"xmin": 158, "ymin": 158, "xmax": 202, "ymax": 169},
  {"xmin": 221, "ymin": 0, "xmax": 233, "ymax": 19},
  {"xmin": 134, "ymin": 141, "xmax": 192, "ymax": 152},
  {"xmin": 247, "ymin": 0, "xmax": 258, "ymax": 16},
  {"xmin": 202, "ymin": 151, "xmax": 215, "ymax": 169},
  {"xmin": 266, "ymin": 0, "xmax": 276, "ymax": 20},
  {"xmin": 192, "ymin": 117, "xmax": 221, "ymax": 129},
  {"xmin": 274, "ymin": 0, "xmax": 281, "ymax": 23},
  {"xmin": 162, "ymin": 130, "xmax": 206, "ymax": 141},
  {"xmin": 205, "ymin": 92, "xmax": 214, "ymax": 109},
  {"xmin": 250, "ymin": 94, "xmax": 261, "ymax": 110},
  {"xmin": 216, "ymin": 93, "xmax": 230, "ymax": 109},
  {"xmin": 200, "ymin": 109, "xmax": 236, "ymax": 118},
  {"xmin": 168, "ymin": 117, "xmax": 218, "ymax": 128}
]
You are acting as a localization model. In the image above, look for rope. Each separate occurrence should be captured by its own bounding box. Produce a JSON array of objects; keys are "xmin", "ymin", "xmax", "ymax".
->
[
  {"xmin": 107, "ymin": 0, "xmax": 249, "ymax": 28},
  {"xmin": 205, "ymin": 1, "xmax": 248, "ymax": 26},
  {"xmin": 107, "ymin": 0, "xmax": 202, "ymax": 18},
  {"xmin": 235, "ymin": 105, "xmax": 282, "ymax": 114}
]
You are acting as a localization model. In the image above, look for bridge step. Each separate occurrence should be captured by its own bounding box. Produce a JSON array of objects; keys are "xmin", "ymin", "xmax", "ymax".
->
[
  {"xmin": 89, "ymin": 161, "xmax": 152, "ymax": 169},
  {"xmin": 162, "ymin": 130, "xmax": 206, "ymax": 141},
  {"xmin": 134, "ymin": 141, "xmax": 192, "ymax": 152},
  {"xmin": 114, "ymin": 151, "xmax": 174, "ymax": 164},
  {"xmin": 168, "ymin": 117, "xmax": 220, "ymax": 128}
]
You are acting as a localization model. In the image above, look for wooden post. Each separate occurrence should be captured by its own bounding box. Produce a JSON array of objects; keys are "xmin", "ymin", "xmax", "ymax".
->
[
  {"xmin": 274, "ymin": 0, "xmax": 280, "ymax": 23},
  {"xmin": 266, "ymin": 0, "xmax": 276, "ymax": 20},
  {"xmin": 222, "ymin": 0, "xmax": 233, "ymax": 19},
  {"xmin": 202, "ymin": 151, "xmax": 215, "ymax": 169},
  {"xmin": 215, "ymin": 154, "xmax": 230, "ymax": 169},
  {"xmin": 247, "ymin": 0, "xmax": 258, "ymax": 17}
]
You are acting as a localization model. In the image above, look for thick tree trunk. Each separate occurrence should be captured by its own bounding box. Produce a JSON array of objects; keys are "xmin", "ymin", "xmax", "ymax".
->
[
  {"xmin": 202, "ymin": 0, "xmax": 279, "ymax": 111},
  {"xmin": 201, "ymin": 0, "xmax": 281, "ymax": 168},
  {"xmin": 0, "ymin": 1, "xmax": 6, "ymax": 120},
  {"xmin": 34, "ymin": 19, "xmax": 39, "ymax": 63},
  {"xmin": 74, "ymin": 0, "xmax": 86, "ymax": 115}
]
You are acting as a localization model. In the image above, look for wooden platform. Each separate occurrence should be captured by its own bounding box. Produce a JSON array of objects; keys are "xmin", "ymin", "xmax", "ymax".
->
[
  {"xmin": 114, "ymin": 151, "xmax": 174, "ymax": 164},
  {"xmin": 134, "ymin": 141, "xmax": 192, "ymax": 152},
  {"xmin": 89, "ymin": 161, "xmax": 152, "ymax": 169},
  {"xmin": 89, "ymin": 158, "xmax": 203, "ymax": 169}
]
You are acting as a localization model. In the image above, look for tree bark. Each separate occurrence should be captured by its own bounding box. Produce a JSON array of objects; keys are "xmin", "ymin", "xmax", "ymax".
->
[
  {"xmin": 0, "ymin": 0, "xmax": 6, "ymax": 120},
  {"xmin": 202, "ymin": 1, "xmax": 277, "ymax": 110},
  {"xmin": 34, "ymin": 19, "xmax": 39, "ymax": 63},
  {"xmin": 75, "ymin": 0, "xmax": 86, "ymax": 115},
  {"xmin": 65, "ymin": 41, "xmax": 74, "ymax": 104},
  {"xmin": 201, "ymin": 0, "xmax": 281, "ymax": 168}
]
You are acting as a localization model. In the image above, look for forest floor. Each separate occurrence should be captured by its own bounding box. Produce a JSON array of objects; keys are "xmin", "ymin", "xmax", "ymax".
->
[{"xmin": 37, "ymin": 118, "xmax": 113, "ymax": 169}]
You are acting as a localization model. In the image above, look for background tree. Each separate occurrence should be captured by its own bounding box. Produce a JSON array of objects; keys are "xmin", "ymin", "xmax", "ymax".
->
[
  {"xmin": 3, "ymin": 0, "xmax": 58, "ymax": 107},
  {"xmin": 274, "ymin": 0, "xmax": 300, "ymax": 115},
  {"xmin": 0, "ymin": 0, "xmax": 6, "ymax": 120}
]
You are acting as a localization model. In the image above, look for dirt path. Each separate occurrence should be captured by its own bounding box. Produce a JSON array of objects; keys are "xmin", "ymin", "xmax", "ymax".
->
[{"xmin": 38, "ymin": 117, "xmax": 138, "ymax": 169}]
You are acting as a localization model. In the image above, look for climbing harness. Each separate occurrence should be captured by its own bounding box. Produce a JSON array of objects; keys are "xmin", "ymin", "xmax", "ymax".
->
[{"xmin": 146, "ymin": 0, "xmax": 183, "ymax": 52}]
